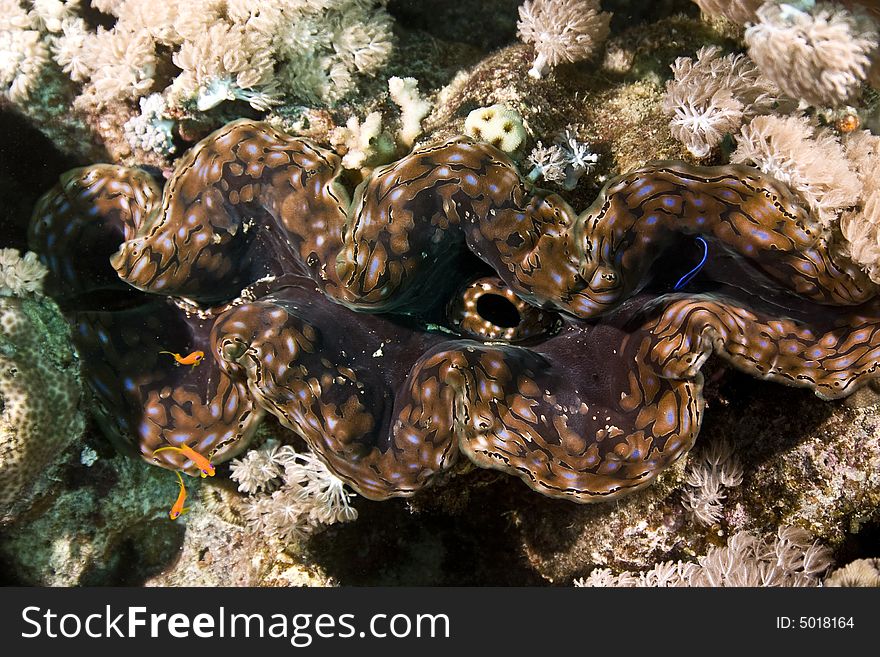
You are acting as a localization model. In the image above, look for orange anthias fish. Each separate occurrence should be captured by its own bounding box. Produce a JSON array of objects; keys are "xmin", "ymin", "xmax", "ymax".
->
[
  {"xmin": 152, "ymin": 443, "xmax": 216, "ymax": 477},
  {"xmin": 159, "ymin": 349, "xmax": 205, "ymax": 368},
  {"xmin": 168, "ymin": 470, "xmax": 189, "ymax": 520}
]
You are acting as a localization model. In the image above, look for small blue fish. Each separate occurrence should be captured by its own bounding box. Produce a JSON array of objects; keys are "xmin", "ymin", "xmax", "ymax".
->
[{"xmin": 674, "ymin": 237, "xmax": 709, "ymax": 291}]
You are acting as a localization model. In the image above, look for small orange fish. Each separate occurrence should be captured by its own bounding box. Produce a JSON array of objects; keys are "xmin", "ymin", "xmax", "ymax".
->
[
  {"xmin": 169, "ymin": 470, "xmax": 189, "ymax": 520},
  {"xmin": 153, "ymin": 443, "xmax": 216, "ymax": 477},
  {"xmin": 159, "ymin": 349, "xmax": 205, "ymax": 368}
]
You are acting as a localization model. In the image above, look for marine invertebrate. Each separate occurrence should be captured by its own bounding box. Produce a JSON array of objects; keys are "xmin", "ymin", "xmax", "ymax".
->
[
  {"xmin": 527, "ymin": 141, "xmax": 568, "ymax": 183},
  {"xmin": 123, "ymin": 93, "xmax": 176, "ymax": 157},
  {"xmin": 554, "ymin": 127, "xmax": 599, "ymax": 189},
  {"xmin": 745, "ymin": 1, "xmax": 879, "ymax": 107},
  {"xmin": 575, "ymin": 526, "xmax": 833, "ymax": 586},
  {"xmin": 464, "ymin": 104, "xmax": 527, "ymax": 153},
  {"xmin": 0, "ymin": 0, "xmax": 94, "ymax": 158},
  {"xmin": 230, "ymin": 439, "xmax": 286, "ymax": 494},
  {"xmin": 0, "ymin": 2, "xmax": 50, "ymax": 104},
  {"xmin": 30, "ymin": 120, "xmax": 880, "ymax": 505},
  {"xmin": 62, "ymin": 0, "xmax": 395, "ymax": 110},
  {"xmin": 662, "ymin": 46, "xmax": 783, "ymax": 158},
  {"xmin": 824, "ymin": 557, "xmax": 880, "ymax": 586},
  {"xmin": 2, "ymin": 0, "xmax": 395, "ymax": 161},
  {"xmin": 239, "ymin": 442, "xmax": 358, "ymax": 542},
  {"xmin": 329, "ymin": 111, "xmax": 395, "ymax": 170},
  {"xmin": 682, "ymin": 437, "xmax": 743, "ymax": 526},
  {"xmin": 0, "ymin": 248, "xmax": 47, "ymax": 296},
  {"xmin": 388, "ymin": 76, "xmax": 431, "ymax": 148},
  {"xmin": 516, "ymin": 0, "xmax": 611, "ymax": 79}
]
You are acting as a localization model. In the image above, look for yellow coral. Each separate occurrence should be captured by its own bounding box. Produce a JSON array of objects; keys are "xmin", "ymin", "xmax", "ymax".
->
[{"xmin": 464, "ymin": 104, "xmax": 527, "ymax": 153}]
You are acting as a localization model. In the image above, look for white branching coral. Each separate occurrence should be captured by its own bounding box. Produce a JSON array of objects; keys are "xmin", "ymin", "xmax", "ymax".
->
[
  {"xmin": 0, "ymin": 249, "xmax": 48, "ymax": 297},
  {"xmin": 516, "ymin": 0, "xmax": 612, "ymax": 79},
  {"xmin": 30, "ymin": 0, "xmax": 81, "ymax": 34},
  {"xmin": 234, "ymin": 442, "xmax": 358, "ymax": 543},
  {"xmin": 662, "ymin": 46, "xmax": 784, "ymax": 159},
  {"xmin": 388, "ymin": 76, "xmax": 431, "ymax": 148},
  {"xmin": 329, "ymin": 111, "xmax": 396, "ymax": 170},
  {"xmin": 266, "ymin": 0, "xmax": 394, "ymax": 105},
  {"xmin": 731, "ymin": 114, "xmax": 861, "ymax": 230},
  {"xmin": 51, "ymin": 17, "xmax": 91, "ymax": 82},
  {"xmin": 682, "ymin": 437, "xmax": 744, "ymax": 526},
  {"xmin": 745, "ymin": 1, "xmax": 879, "ymax": 107},
  {"xmin": 78, "ymin": 26, "xmax": 158, "ymax": 106},
  {"xmin": 170, "ymin": 21, "xmax": 279, "ymax": 111},
  {"xmin": 123, "ymin": 93, "xmax": 176, "ymax": 156},
  {"xmin": 574, "ymin": 526, "xmax": 833, "ymax": 587},
  {"xmin": 0, "ymin": 3, "xmax": 96, "ymax": 159}
]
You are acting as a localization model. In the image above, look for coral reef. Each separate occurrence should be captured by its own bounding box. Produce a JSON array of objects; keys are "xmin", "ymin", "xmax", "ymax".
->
[
  {"xmin": 68, "ymin": 0, "xmax": 392, "ymax": 109},
  {"xmin": 504, "ymin": 373, "xmax": 880, "ymax": 583},
  {"xmin": 143, "ymin": 490, "xmax": 335, "ymax": 587},
  {"xmin": 0, "ymin": 451, "xmax": 180, "ymax": 585},
  {"xmin": 731, "ymin": 114, "xmax": 862, "ymax": 229},
  {"xmin": 526, "ymin": 128, "xmax": 599, "ymax": 189},
  {"xmin": 837, "ymin": 130, "xmax": 880, "ymax": 282},
  {"xmin": 681, "ymin": 437, "xmax": 743, "ymax": 526},
  {"xmin": 691, "ymin": 1, "xmax": 880, "ymax": 107},
  {"xmin": 0, "ymin": 0, "xmax": 95, "ymax": 159},
  {"xmin": 3, "ymin": 0, "xmax": 880, "ymax": 588},
  {"xmin": 387, "ymin": 76, "xmax": 431, "ymax": 148},
  {"xmin": 329, "ymin": 110, "xmax": 395, "ymax": 170}
]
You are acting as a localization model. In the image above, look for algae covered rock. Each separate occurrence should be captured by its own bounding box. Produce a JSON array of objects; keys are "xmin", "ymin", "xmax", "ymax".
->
[{"xmin": 0, "ymin": 452, "xmax": 183, "ymax": 585}]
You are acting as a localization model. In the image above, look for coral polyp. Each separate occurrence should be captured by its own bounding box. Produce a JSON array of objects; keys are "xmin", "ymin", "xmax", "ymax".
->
[{"xmin": 29, "ymin": 119, "xmax": 880, "ymax": 504}]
